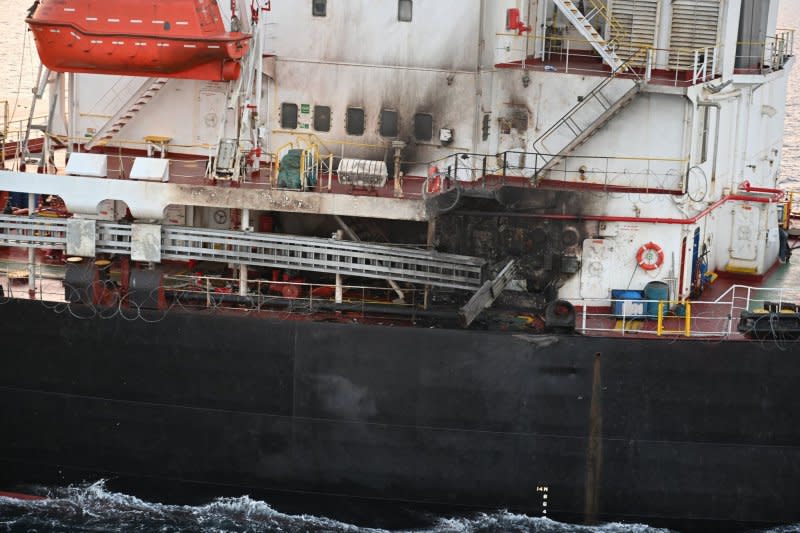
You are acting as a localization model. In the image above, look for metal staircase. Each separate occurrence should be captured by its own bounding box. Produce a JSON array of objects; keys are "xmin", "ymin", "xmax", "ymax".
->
[
  {"xmin": 0, "ymin": 216, "xmax": 486, "ymax": 290},
  {"xmin": 552, "ymin": 0, "xmax": 624, "ymax": 70},
  {"xmin": 532, "ymin": 72, "xmax": 642, "ymax": 175},
  {"xmin": 84, "ymin": 78, "xmax": 168, "ymax": 150},
  {"xmin": 20, "ymin": 66, "xmax": 54, "ymax": 169}
]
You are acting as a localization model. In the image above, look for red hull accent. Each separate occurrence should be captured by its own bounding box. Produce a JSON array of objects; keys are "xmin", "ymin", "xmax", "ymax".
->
[
  {"xmin": 0, "ymin": 491, "xmax": 46, "ymax": 501},
  {"xmin": 27, "ymin": 0, "xmax": 250, "ymax": 81}
]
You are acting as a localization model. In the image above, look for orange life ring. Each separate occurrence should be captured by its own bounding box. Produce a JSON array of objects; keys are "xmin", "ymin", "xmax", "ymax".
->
[
  {"xmin": 637, "ymin": 242, "xmax": 664, "ymax": 271},
  {"xmin": 425, "ymin": 176, "xmax": 441, "ymax": 194}
]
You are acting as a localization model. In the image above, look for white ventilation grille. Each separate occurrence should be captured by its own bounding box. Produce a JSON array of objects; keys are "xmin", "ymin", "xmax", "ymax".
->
[
  {"xmin": 669, "ymin": 0, "xmax": 721, "ymax": 69},
  {"xmin": 609, "ymin": 0, "xmax": 658, "ymax": 65}
]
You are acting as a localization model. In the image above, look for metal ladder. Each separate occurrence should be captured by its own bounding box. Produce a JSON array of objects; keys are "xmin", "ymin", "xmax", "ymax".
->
[
  {"xmin": 552, "ymin": 0, "xmax": 624, "ymax": 71},
  {"xmin": 20, "ymin": 65, "xmax": 54, "ymax": 169},
  {"xmin": 532, "ymin": 71, "xmax": 642, "ymax": 175},
  {"xmin": 84, "ymin": 78, "xmax": 169, "ymax": 150},
  {"xmin": 0, "ymin": 216, "xmax": 486, "ymax": 290}
]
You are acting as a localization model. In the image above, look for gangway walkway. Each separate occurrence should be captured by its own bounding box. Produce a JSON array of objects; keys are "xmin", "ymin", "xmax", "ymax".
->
[{"xmin": 0, "ymin": 215, "xmax": 485, "ymax": 290}]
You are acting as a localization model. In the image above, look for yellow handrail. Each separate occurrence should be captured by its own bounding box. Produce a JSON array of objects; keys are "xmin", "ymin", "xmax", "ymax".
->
[
  {"xmin": 783, "ymin": 191, "xmax": 795, "ymax": 230},
  {"xmin": 656, "ymin": 300, "xmax": 692, "ymax": 337}
]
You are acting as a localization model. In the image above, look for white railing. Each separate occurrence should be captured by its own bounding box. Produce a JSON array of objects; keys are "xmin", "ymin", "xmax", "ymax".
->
[
  {"xmin": 573, "ymin": 284, "xmax": 800, "ymax": 338},
  {"xmin": 3, "ymin": 257, "xmax": 799, "ymax": 338},
  {"xmin": 690, "ymin": 46, "xmax": 719, "ymax": 85},
  {"xmin": 496, "ymin": 33, "xmax": 722, "ymax": 87},
  {"xmin": 735, "ymin": 30, "xmax": 796, "ymax": 74},
  {"xmin": 163, "ymin": 274, "xmax": 425, "ymax": 315},
  {"xmin": 713, "ymin": 284, "xmax": 800, "ymax": 317},
  {"xmin": 576, "ymin": 297, "xmax": 735, "ymax": 338}
]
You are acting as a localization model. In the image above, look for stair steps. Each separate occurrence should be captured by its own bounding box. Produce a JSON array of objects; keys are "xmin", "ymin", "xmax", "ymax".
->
[
  {"xmin": 84, "ymin": 78, "xmax": 169, "ymax": 150},
  {"xmin": 552, "ymin": 0, "xmax": 625, "ymax": 71}
]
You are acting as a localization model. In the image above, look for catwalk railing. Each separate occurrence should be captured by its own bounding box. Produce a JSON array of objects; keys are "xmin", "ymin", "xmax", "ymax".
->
[
  {"xmin": 496, "ymin": 33, "xmax": 722, "ymax": 87},
  {"xmin": 734, "ymin": 31, "xmax": 796, "ymax": 75},
  {"xmin": 426, "ymin": 151, "xmax": 687, "ymax": 195},
  {"xmin": 2, "ymin": 256, "xmax": 797, "ymax": 339}
]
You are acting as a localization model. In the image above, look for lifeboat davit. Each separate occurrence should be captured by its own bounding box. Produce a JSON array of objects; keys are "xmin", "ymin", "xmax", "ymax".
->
[{"xmin": 27, "ymin": 0, "xmax": 251, "ymax": 81}]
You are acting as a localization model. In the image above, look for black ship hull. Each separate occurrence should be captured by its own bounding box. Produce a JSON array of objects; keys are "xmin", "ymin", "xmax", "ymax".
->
[{"xmin": 1, "ymin": 298, "xmax": 798, "ymax": 531}]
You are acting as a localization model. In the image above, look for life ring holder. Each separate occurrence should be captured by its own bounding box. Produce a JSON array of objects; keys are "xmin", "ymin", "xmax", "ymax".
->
[{"xmin": 637, "ymin": 242, "xmax": 664, "ymax": 271}]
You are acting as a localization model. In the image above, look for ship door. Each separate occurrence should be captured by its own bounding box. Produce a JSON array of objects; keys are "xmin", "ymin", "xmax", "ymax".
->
[
  {"xmin": 193, "ymin": 87, "xmax": 227, "ymax": 145},
  {"xmin": 730, "ymin": 204, "xmax": 759, "ymax": 261},
  {"xmin": 689, "ymin": 227, "xmax": 701, "ymax": 293},
  {"xmin": 580, "ymin": 238, "xmax": 615, "ymax": 298}
]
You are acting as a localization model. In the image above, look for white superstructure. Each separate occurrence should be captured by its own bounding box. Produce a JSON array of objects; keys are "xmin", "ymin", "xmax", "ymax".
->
[{"xmin": 3, "ymin": 0, "xmax": 796, "ymax": 307}]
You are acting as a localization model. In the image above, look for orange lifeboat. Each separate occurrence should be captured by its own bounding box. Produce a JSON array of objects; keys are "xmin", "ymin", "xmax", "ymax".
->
[{"xmin": 27, "ymin": 0, "xmax": 251, "ymax": 81}]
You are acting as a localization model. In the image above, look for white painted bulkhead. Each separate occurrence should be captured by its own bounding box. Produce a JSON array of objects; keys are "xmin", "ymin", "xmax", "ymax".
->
[{"xmin": 30, "ymin": 0, "xmax": 795, "ymax": 307}]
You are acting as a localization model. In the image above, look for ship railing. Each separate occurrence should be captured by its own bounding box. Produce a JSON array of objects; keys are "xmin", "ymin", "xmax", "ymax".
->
[
  {"xmin": 575, "ymin": 297, "xmax": 741, "ymax": 338},
  {"xmin": 496, "ymin": 33, "xmax": 721, "ymax": 87},
  {"xmin": 713, "ymin": 284, "xmax": 800, "ymax": 321},
  {"xmin": 163, "ymin": 273, "xmax": 426, "ymax": 318},
  {"xmin": 270, "ymin": 131, "xmax": 437, "ymax": 197},
  {"xmin": 0, "ymin": 113, "xmax": 49, "ymax": 169},
  {"xmin": 0, "ymin": 100, "xmax": 7, "ymax": 169},
  {"xmin": 734, "ymin": 31, "xmax": 795, "ymax": 75},
  {"xmin": 428, "ymin": 151, "xmax": 686, "ymax": 194},
  {"xmin": 780, "ymin": 191, "xmax": 799, "ymax": 230},
  {"xmin": 0, "ymin": 263, "xmax": 429, "ymax": 319},
  {"xmin": 0, "ymin": 258, "xmax": 66, "ymax": 303}
]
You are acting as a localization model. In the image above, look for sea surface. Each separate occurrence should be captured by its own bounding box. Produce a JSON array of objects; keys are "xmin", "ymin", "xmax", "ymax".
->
[{"xmin": 2, "ymin": 1, "xmax": 800, "ymax": 532}]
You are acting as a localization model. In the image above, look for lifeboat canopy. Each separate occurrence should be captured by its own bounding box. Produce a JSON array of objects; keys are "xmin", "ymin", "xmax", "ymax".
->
[{"xmin": 27, "ymin": 0, "xmax": 251, "ymax": 81}]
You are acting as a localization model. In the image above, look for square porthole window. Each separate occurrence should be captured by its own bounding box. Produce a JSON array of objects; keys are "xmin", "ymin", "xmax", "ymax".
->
[
  {"xmin": 413, "ymin": 112, "xmax": 433, "ymax": 141},
  {"xmin": 312, "ymin": 0, "xmax": 326, "ymax": 17},
  {"xmin": 281, "ymin": 103, "xmax": 298, "ymax": 129},
  {"xmin": 379, "ymin": 109, "xmax": 399, "ymax": 137},
  {"xmin": 398, "ymin": 0, "xmax": 412, "ymax": 22},
  {"xmin": 346, "ymin": 107, "xmax": 365, "ymax": 136},
  {"xmin": 314, "ymin": 105, "xmax": 331, "ymax": 132}
]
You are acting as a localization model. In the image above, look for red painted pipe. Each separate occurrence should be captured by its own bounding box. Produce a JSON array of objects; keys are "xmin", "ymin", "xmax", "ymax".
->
[{"xmin": 739, "ymin": 180, "xmax": 785, "ymax": 198}]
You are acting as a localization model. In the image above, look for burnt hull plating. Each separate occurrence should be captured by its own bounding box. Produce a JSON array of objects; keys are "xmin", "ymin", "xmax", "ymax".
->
[{"xmin": 0, "ymin": 298, "xmax": 799, "ymax": 531}]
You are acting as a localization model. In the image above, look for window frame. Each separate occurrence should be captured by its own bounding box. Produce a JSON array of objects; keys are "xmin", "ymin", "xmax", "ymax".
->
[
  {"xmin": 398, "ymin": 0, "xmax": 412, "ymax": 22},
  {"xmin": 280, "ymin": 102, "xmax": 298, "ymax": 130},
  {"xmin": 379, "ymin": 109, "xmax": 399, "ymax": 138},
  {"xmin": 346, "ymin": 107, "xmax": 366, "ymax": 136},
  {"xmin": 413, "ymin": 112, "xmax": 433, "ymax": 142},
  {"xmin": 313, "ymin": 105, "xmax": 331, "ymax": 132},
  {"xmin": 312, "ymin": 0, "xmax": 327, "ymax": 17}
]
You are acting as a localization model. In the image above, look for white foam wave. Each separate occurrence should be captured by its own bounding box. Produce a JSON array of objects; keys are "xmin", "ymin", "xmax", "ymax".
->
[{"xmin": 413, "ymin": 511, "xmax": 673, "ymax": 533}]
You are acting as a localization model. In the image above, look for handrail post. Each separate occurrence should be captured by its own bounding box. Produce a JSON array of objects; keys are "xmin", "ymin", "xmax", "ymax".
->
[
  {"xmin": 621, "ymin": 301, "xmax": 626, "ymax": 336},
  {"xmin": 657, "ymin": 301, "xmax": 664, "ymax": 336},
  {"xmin": 503, "ymin": 151, "xmax": 507, "ymax": 177},
  {"xmin": 328, "ymin": 153, "xmax": 333, "ymax": 191},
  {"xmin": 581, "ymin": 302, "xmax": 587, "ymax": 332},
  {"xmin": 685, "ymin": 301, "xmax": 692, "ymax": 337}
]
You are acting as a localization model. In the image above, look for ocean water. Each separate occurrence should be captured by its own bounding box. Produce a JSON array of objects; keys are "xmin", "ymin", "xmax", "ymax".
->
[
  {"xmin": 0, "ymin": 0, "xmax": 39, "ymax": 122},
  {"xmin": 0, "ymin": 481, "xmax": 675, "ymax": 533},
  {"xmin": 2, "ymin": 1, "xmax": 800, "ymax": 532},
  {"xmin": 778, "ymin": 0, "xmax": 800, "ymax": 189}
]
